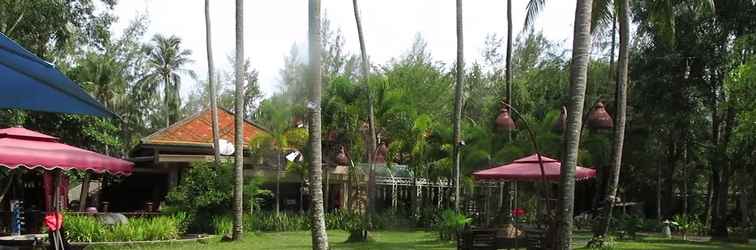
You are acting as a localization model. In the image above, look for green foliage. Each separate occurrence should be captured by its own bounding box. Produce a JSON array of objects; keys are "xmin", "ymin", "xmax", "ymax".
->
[
  {"xmin": 211, "ymin": 216, "xmax": 233, "ymax": 236},
  {"xmin": 672, "ymin": 214, "xmax": 705, "ymax": 239},
  {"xmin": 433, "ymin": 209, "xmax": 471, "ymax": 241},
  {"xmin": 165, "ymin": 161, "xmax": 268, "ymax": 233},
  {"xmin": 244, "ymin": 212, "xmax": 309, "ymax": 232},
  {"xmin": 612, "ymin": 215, "xmax": 643, "ymax": 239},
  {"xmin": 587, "ymin": 235, "xmax": 617, "ymax": 250},
  {"xmin": 64, "ymin": 214, "xmax": 186, "ymax": 242}
]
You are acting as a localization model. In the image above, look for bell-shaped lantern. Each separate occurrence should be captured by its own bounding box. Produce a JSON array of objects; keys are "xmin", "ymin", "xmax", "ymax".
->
[
  {"xmin": 495, "ymin": 100, "xmax": 516, "ymax": 130},
  {"xmin": 325, "ymin": 130, "xmax": 338, "ymax": 142},
  {"xmin": 336, "ymin": 146, "xmax": 349, "ymax": 165},
  {"xmin": 553, "ymin": 106, "xmax": 567, "ymax": 132},
  {"xmin": 588, "ymin": 101, "xmax": 613, "ymax": 130},
  {"xmin": 373, "ymin": 143, "xmax": 388, "ymax": 163}
]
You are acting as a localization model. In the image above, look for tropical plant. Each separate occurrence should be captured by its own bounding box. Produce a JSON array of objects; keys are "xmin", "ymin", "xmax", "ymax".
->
[
  {"xmin": 434, "ymin": 209, "xmax": 471, "ymax": 241},
  {"xmin": 63, "ymin": 214, "xmax": 187, "ymax": 242},
  {"xmin": 232, "ymin": 0, "xmax": 245, "ymax": 241},
  {"xmin": 140, "ymin": 34, "xmax": 196, "ymax": 126},
  {"xmin": 593, "ymin": 0, "xmax": 630, "ymax": 241},
  {"xmin": 205, "ymin": 0, "xmax": 221, "ymax": 165},
  {"xmin": 557, "ymin": 0, "xmax": 594, "ymax": 249},
  {"xmin": 307, "ymin": 0, "xmax": 329, "ymax": 249},
  {"xmin": 352, "ymin": 0, "xmax": 379, "ymax": 239},
  {"xmin": 452, "ymin": 0, "xmax": 464, "ymax": 211}
]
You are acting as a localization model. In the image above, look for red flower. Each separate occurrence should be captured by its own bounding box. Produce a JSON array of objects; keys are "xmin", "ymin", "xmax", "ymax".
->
[{"xmin": 512, "ymin": 208, "xmax": 527, "ymax": 218}]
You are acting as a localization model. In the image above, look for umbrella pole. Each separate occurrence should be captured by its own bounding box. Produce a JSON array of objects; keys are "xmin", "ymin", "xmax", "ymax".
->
[{"xmin": 52, "ymin": 170, "xmax": 61, "ymax": 250}]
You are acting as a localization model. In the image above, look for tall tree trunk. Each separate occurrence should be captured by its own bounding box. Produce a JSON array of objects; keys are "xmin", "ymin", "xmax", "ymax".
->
[
  {"xmin": 308, "ymin": 0, "xmax": 329, "ymax": 249},
  {"xmin": 657, "ymin": 160, "xmax": 663, "ymax": 220},
  {"xmin": 712, "ymin": 106, "xmax": 735, "ymax": 239},
  {"xmin": 558, "ymin": 0, "xmax": 593, "ymax": 248},
  {"xmin": 276, "ymin": 152, "xmax": 282, "ymax": 215},
  {"xmin": 232, "ymin": 0, "xmax": 245, "ymax": 240},
  {"xmin": 206, "ymin": 0, "xmax": 221, "ymax": 165},
  {"xmin": 593, "ymin": 0, "xmax": 629, "ymax": 238},
  {"xmin": 352, "ymin": 0, "xmax": 378, "ymax": 227},
  {"xmin": 682, "ymin": 137, "xmax": 688, "ymax": 218},
  {"xmin": 505, "ymin": 0, "xmax": 512, "ymax": 103},
  {"xmin": 709, "ymin": 90, "xmax": 728, "ymax": 239},
  {"xmin": 452, "ymin": 0, "xmax": 464, "ymax": 211}
]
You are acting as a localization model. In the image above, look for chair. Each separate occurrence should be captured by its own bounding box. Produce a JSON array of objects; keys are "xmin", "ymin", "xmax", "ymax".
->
[
  {"xmin": 457, "ymin": 229, "xmax": 497, "ymax": 250},
  {"xmin": 522, "ymin": 227, "xmax": 546, "ymax": 250}
]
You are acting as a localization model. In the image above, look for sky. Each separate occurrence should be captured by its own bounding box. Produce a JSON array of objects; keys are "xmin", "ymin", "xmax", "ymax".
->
[{"xmin": 111, "ymin": 0, "xmax": 577, "ymax": 99}]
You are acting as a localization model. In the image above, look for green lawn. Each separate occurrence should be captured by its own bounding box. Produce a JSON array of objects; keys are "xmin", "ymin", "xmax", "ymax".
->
[{"xmin": 88, "ymin": 230, "xmax": 755, "ymax": 250}]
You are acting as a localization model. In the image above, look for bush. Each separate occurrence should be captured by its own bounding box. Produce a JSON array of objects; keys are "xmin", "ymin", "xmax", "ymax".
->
[
  {"xmin": 245, "ymin": 212, "xmax": 309, "ymax": 232},
  {"xmin": 212, "ymin": 216, "xmax": 233, "ymax": 235},
  {"xmin": 433, "ymin": 209, "xmax": 471, "ymax": 241},
  {"xmin": 586, "ymin": 235, "xmax": 617, "ymax": 250},
  {"xmin": 165, "ymin": 161, "xmax": 269, "ymax": 233},
  {"xmin": 64, "ymin": 214, "xmax": 186, "ymax": 242}
]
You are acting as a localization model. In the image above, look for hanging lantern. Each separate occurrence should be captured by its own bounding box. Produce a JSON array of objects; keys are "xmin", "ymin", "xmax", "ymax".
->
[
  {"xmin": 336, "ymin": 146, "xmax": 349, "ymax": 165},
  {"xmin": 325, "ymin": 130, "xmax": 338, "ymax": 142},
  {"xmin": 553, "ymin": 106, "xmax": 567, "ymax": 132},
  {"xmin": 588, "ymin": 101, "xmax": 613, "ymax": 130},
  {"xmin": 495, "ymin": 100, "xmax": 516, "ymax": 130},
  {"xmin": 373, "ymin": 143, "xmax": 388, "ymax": 163}
]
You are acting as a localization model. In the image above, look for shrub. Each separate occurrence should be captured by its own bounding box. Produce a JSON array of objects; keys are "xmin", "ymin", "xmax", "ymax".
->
[
  {"xmin": 433, "ymin": 209, "xmax": 471, "ymax": 241},
  {"xmin": 212, "ymin": 216, "xmax": 233, "ymax": 235},
  {"xmin": 245, "ymin": 212, "xmax": 309, "ymax": 232},
  {"xmin": 586, "ymin": 235, "xmax": 617, "ymax": 250},
  {"xmin": 165, "ymin": 161, "xmax": 269, "ymax": 233},
  {"xmin": 63, "ymin": 214, "xmax": 185, "ymax": 242}
]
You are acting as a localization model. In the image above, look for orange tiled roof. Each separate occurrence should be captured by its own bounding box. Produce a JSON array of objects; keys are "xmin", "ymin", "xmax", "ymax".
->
[{"xmin": 141, "ymin": 108, "xmax": 269, "ymax": 146}]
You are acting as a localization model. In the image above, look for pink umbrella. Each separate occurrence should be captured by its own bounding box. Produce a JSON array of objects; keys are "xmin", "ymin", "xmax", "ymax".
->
[
  {"xmin": 0, "ymin": 127, "xmax": 133, "ymax": 175},
  {"xmin": 473, "ymin": 154, "xmax": 596, "ymax": 182}
]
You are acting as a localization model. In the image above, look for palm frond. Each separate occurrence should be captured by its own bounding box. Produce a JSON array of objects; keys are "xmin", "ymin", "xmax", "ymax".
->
[{"xmin": 524, "ymin": 0, "xmax": 548, "ymax": 29}]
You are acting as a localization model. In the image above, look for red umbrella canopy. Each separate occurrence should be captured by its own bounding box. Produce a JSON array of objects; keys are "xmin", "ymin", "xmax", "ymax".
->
[
  {"xmin": 0, "ymin": 127, "xmax": 133, "ymax": 176},
  {"xmin": 473, "ymin": 154, "xmax": 596, "ymax": 182}
]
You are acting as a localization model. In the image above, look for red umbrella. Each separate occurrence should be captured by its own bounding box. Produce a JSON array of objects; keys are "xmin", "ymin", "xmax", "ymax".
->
[
  {"xmin": 473, "ymin": 154, "xmax": 596, "ymax": 182},
  {"xmin": 0, "ymin": 127, "xmax": 133, "ymax": 175}
]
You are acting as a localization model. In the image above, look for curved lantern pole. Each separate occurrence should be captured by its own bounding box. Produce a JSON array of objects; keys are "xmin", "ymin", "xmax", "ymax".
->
[{"xmin": 497, "ymin": 101, "xmax": 552, "ymax": 225}]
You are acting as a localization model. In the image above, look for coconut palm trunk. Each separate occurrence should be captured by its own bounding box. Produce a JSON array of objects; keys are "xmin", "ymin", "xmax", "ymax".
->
[
  {"xmin": 308, "ymin": 0, "xmax": 329, "ymax": 249},
  {"xmin": 232, "ymin": 0, "xmax": 245, "ymax": 240},
  {"xmin": 505, "ymin": 0, "xmax": 512, "ymax": 103},
  {"xmin": 594, "ymin": 0, "xmax": 629, "ymax": 239},
  {"xmin": 205, "ymin": 0, "xmax": 221, "ymax": 165},
  {"xmin": 353, "ymin": 0, "xmax": 378, "ymax": 234},
  {"xmin": 558, "ymin": 0, "xmax": 593, "ymax": 248},
  {"xmin": 452, "ymin": 0, "xmax": 464, "ymax": 211}
]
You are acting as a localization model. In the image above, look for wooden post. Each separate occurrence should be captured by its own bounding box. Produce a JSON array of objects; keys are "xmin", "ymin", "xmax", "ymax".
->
[
  {"xmin": 78, "ymin": 173, "xmax": 90, "ymax": 211},
  {"xmin": 52, "ymin": 170, "xmax": 62, "ymax": 211},
  {"xmin": 324, "ymin": 167, "xmax": 329, "ymax": 212}
]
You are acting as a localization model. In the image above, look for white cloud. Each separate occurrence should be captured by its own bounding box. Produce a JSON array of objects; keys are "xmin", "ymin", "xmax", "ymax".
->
[{"xmin": 111, "ymin": 0, "xmax": 577, "ymax": 99}]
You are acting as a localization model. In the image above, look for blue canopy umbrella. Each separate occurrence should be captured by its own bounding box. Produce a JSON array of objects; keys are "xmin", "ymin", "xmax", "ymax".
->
[{"xmin": 0, "ymin": 32, "xmax": 115, "ymax": 118}]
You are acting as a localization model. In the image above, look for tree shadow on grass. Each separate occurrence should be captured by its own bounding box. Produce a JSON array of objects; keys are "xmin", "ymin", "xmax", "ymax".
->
[{"xmin": 333, "ymin": 240, "xmax": 454, "ymax": 250}]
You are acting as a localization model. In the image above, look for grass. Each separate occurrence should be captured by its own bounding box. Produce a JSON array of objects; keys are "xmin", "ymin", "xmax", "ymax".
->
[{"xmin": 86, "ymin": 230, "xmax": 755, "ymax": 250}]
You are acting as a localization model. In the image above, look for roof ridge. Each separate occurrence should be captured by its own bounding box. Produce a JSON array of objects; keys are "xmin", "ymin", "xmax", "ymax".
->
[{"xmin": 141, "ymin": 107, "xmax": 270, "ymax": 145}]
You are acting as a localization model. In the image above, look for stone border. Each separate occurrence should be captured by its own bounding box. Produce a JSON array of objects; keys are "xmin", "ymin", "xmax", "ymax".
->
[{"xmin": 68, "ymin": 234, "xmax": 217, "ymax": 247}]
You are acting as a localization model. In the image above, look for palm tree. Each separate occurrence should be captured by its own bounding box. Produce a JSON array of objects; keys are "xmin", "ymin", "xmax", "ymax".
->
[
  {"xmin": 142, "ymin": 34, "xmax": 196, "ymax": 126},
  {"xmin": 308, "ymin": 0, "xmax": 329, "ymax": 249},
  {"xmin": 557, "ymin": 0, "xmax": 593, "ymax": 249},
  {"xmin": 452, "ymin": 0, "xmax": 464, "ymax": 211},
  {"xmin": 505, "ymin": 0, "xmax": 512, "ymax": 103},
  {"xmin": 352, "ymin": 0, "xmax": 378, "ymax": 232},
  {"xmin": 250, "ymin": 99, "xmax": 306, "ymax": 215},
  {"xmin": 593, "ymin": 0, "xmax": 629, "ymax": 240},
  {"xmin": 205, "ymin": 0, "xmax": 221, "ymax": 165},
  {"xmin": 232, "ymin": 0, "xmax": 244, "ymax": 241}
]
